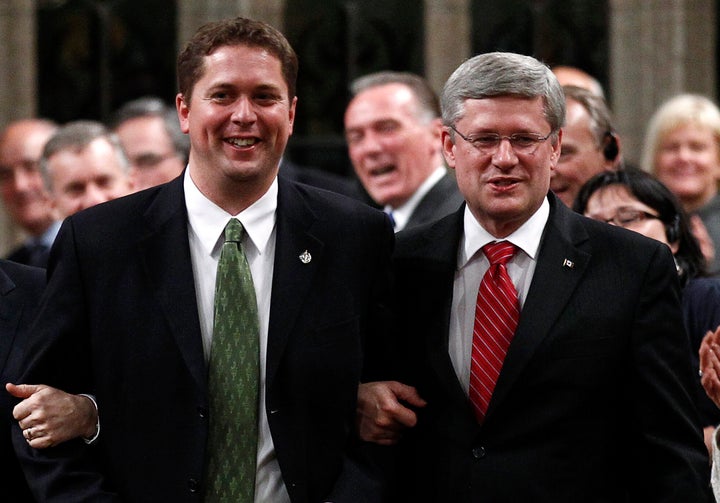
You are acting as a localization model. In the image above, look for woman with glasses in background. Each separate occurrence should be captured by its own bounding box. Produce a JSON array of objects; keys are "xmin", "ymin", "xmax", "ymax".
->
[{"xmin": 574, "ymin": 168, "xmax": 720, "ymax": 461}]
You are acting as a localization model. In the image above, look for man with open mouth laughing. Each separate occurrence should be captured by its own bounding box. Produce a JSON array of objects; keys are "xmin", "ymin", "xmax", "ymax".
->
[{"xmin": 344, "ymin": 71, "xmax": 463, "ymax": 232}]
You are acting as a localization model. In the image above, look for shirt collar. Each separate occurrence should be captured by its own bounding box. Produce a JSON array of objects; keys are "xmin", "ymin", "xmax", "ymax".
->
[
  {"xmin": 460, "ymin": 196, "xmax": 550, "ymax": 267},
  {"xmin": 37, "ymin": 220, "xmax": 61, "ymax": 248},
  {"xmin": 184, "ymin": 169, "xmax": 277, "ymax": 257},
  {"xmin": 384, "ymin": 166, "xmax": 447, "ymax": 231}
]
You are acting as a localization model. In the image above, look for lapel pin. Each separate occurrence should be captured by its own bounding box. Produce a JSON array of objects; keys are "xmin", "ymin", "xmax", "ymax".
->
[
  {"xmin": 299, "ymin": 250, "xmax": 312, "ymax": 264},
  {"xmin": 562, "ymin": 258, "xmax": 575, "ymax": 269}
]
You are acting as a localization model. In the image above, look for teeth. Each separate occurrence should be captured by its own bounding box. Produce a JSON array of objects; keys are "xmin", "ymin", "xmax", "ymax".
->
[
  {"xmin": 371, "ymin": 165, "xmax": 394, "ymax": 176},
  {"xmin": 227, "ymin": 138, "xmax": 257, "ymax": 147}
]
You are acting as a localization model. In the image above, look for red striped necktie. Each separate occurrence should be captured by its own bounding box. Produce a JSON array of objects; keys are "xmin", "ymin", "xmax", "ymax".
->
[{"xmin": 469, "ymin": 241, "xmax": 519, "ymax": 422}]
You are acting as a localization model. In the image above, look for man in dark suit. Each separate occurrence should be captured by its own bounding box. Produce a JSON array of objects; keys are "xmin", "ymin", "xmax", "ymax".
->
[
  {"xmin": 13, "ymin": 17, "xmax": 392, "ymax": 502},
  {"xmin": 0, "ymin": 259, "xmax": 45, "ymax": 501},
  {"xmin": 358, "ymin": 52, "xmax": 711, "ymax": 501},
  {"xmin": 344, "ymin": 71, "xmax": 464, "ymax": 231}
]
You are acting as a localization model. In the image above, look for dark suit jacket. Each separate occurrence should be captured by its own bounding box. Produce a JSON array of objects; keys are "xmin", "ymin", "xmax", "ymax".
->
[
  {"xmin": 390, "ymin": 194, "xmax": 711, "ymax": 502},
  {"xmin": 404, "ymin": 171, "xmax": 464, "ymax": 231},
  {"xmin": 682, "ymin": 277, "xmax": 720, "ymax": 427},
  {"xmin": 0, "ymin": 260, "xmax": 45, "ymax": 502},
  {"xmin": 14, "ymin": 175, "xmax": 394, "ymax": 502}
]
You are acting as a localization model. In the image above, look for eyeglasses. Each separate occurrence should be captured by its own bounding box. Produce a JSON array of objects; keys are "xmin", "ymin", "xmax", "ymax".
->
[
  {"xmin": 449, "ymin": 125, "xmax": 553, "ymax": 155},
  {"xmin": 596, "ymin": 208, "xmax": 661, "ymax": 228}
]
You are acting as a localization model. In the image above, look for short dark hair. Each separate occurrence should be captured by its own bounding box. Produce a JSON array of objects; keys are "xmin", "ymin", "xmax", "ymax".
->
[
  {"xmin": 574, "ymin": 168, "xmax": 706, "ymax": 284},
  {"xmin": 177, "ymin": 16, "xmax": 298, "ymax": 103}
]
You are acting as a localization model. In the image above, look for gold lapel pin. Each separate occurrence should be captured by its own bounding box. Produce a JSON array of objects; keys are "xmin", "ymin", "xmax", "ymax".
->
[{"xmin": 562, "ymin": 258, "xmax": 575, "ymax": 269}]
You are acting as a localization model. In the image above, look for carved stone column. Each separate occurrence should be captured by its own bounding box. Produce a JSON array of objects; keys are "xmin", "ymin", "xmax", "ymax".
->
[
  {"xmin": 424, "ymin": 0, "xmax": 472, "ymax": 95},
  {"xmin": 610, "ymin": 0, "xmax": 716, "ymax": 166},
  {"xmin": 0, "ymin": 0, "xmax": 37, "ymax": 254},
  {"xmin": 177, "ymin": 0, "xmax": 285, "ymax": 51}
]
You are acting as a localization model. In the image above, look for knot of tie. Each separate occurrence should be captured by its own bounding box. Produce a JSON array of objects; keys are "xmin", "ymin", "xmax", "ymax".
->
[
  {"xmin": 482, "ymin": 241, "xmax": 516, "ymax": 265},
  {"xmin": 224, "ymin": 218, "xmax": 244, "ymax": 244}
]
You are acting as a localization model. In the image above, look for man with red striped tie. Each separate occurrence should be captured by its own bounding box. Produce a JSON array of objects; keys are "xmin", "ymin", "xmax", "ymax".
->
[{"xmin": 356, "ymin": 52, "xmax": 711, "ymax": 502}]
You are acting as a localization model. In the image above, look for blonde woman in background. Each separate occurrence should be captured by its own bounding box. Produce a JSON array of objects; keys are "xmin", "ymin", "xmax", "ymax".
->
[{"xmin": 641, "ymin": 94, "xmax": 720, "ymax": 275}]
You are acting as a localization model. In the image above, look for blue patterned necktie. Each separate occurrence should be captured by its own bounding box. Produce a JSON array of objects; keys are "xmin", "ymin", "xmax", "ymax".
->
[{"xmin": 204, "ymin": 218, "xmax": 260, "ymax": 502}]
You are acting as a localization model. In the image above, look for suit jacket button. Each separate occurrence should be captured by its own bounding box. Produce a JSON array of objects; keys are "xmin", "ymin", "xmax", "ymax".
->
[
  {"xmin": 197, "ymin": 407, "xmax": 207, "ymax": 419},
  {"xmin": 188, "ymin": 478, "xmax": 199, "ymax": 493},
  {"xmin": 472, "ymin": 446, "xmax": 486, "ymax": 459}
]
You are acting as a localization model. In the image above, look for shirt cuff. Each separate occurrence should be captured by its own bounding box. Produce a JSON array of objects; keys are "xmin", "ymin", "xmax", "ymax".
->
[{"xmin": 78, "ymin": 393, "xmax": 100, "ymax": 444}]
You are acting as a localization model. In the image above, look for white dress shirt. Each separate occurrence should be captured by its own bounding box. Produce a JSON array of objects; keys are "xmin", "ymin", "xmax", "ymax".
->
[
  {"xmin": 448, "ymin": 197, "xmax": 549, "ymax": 393},
  {"xmin": 184, "ymin": 170, "xmax": 290, "ymax": 503}
]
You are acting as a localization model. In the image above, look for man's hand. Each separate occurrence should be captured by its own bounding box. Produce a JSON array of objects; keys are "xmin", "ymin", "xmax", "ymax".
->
[
  {"xmin": 700, "ymin": 328, "xmax": 720, "ymax": 409},
  {"xmin": 690, "ymin": 215, "xmax": 716, "ymax": 269},
  {"xmin": 6, "ymin": 383, "xmax": 98, "ymax": 448},
  {"xmin": 357, "ymin": 381, "xmax": 426, "ymax": 445}
]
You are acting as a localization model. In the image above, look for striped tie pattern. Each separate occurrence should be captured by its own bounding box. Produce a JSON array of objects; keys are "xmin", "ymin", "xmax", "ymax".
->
[{"xmin": 469, "ymin": 241, "xmax": 519, "ymax": 422}]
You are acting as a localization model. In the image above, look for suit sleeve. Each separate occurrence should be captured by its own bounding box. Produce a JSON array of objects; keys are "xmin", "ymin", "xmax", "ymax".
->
[
  {"xmin": 328, "ymin": 213, "xmax": 396, "ymax": 503},
  {"xmin": 627, "ymin": 243, "xmax": 713, "ymax": 501},
  {"xmin": 12, "ymin": 218, "xmax": 119, "ymax": 501}
]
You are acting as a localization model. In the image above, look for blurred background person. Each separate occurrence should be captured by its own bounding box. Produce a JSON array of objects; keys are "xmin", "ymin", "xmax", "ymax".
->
[
  {"xmin": 575, "ymin": 168, "xmax": 720, "ymax": 455},
  {"xmin": 111, "ymin": 96, "xmax": 189, "ymax": 192},
  {"xmin": 550, "ymin": 85, "xmax": 622, "ymax": 207},
  {"xmin": 41, "ymin": 120, "xmax": 132, "ymax": 218},
  {"xmin": 641, "ymin": 94, "xmax": 720, "ymax": 275},
  {"xmin": 0, "ymin": 119, "xmax": 60, "ymax": 267},
  {"xmin": 344, "ymin": 71, "xmax": 463, "ymax": 231}
]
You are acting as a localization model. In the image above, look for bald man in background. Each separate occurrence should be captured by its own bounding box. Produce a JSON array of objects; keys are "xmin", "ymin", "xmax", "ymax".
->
[
  {"xmin": 552, "ymin": 65, "xmax": 605, "ymax": 98},
  {"xmin": 0, "ymin": 119, "xmax": 60, "ymax": 268}
]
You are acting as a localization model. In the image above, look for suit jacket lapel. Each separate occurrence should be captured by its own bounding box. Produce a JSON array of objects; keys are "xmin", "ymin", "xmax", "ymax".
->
[
  {"xmin": 485, "ymin": 194, "xmax": 591, "ymax": 419},
  {"xmin": 139, "ymin": 177, "xmax": 206, "ymax": 391},
  {"xmin": 266, "ymin": 178, "xmax": 323, "ymax": 390},
  {"xmin": 410, "ymin": 210, "xmax": 475, "ymax": 412}
]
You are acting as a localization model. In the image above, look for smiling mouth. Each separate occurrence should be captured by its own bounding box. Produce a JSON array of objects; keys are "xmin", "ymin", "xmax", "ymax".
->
[
  {"xmin": 490, "ymin": 178, "xmax": 519, "ymax": 187},
  {"xmin": 226, "ymin": 137, "xmax": 258, "ymax": 147},
  {"xmin": 369, "ymin": 165, "xmax": 395, "ymax": 177}
]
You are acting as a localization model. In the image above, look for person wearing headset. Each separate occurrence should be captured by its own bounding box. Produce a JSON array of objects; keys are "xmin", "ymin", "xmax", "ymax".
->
[
  {"xmin": 550, "ymin": 85, "xmax": 623, "ymax": 207},
  {"xmin": 575, "ymin": 168, "xmax": 720, "ymax": 458}
]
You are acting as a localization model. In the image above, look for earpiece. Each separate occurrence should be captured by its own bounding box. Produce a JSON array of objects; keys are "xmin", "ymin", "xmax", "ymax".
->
[
  {"xmin": 602, "ymin": 131, "xmax": 619, "ymax": 161},
  {"xmin": 666, "ymin": 215, "xmax": 680, "ymax": 244}
]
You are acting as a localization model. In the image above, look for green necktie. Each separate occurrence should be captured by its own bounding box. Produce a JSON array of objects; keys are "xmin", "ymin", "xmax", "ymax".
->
[{"xmin": 204, "ymin": 218, "xmax": 260, "ymax": 503}]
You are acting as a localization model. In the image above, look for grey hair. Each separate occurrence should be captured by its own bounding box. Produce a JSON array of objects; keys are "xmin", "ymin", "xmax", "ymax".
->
[
  {"xmin": 441, "ymin": 52, "xmax": 565, "ymax": 133},
  {"xmin": 562, "ymin": 84, "xmax": 616, "ymax": 147},
  {"xmin": 111, "ymin": 96, "xmax": 190, "ymax": 163},
  {"xmin": 350, "ymin": 71, "xmax": 440, "ymax": 123},
  {"xmin": 40, "ymin": 120, "xmax": 130, "ymax": 190}
]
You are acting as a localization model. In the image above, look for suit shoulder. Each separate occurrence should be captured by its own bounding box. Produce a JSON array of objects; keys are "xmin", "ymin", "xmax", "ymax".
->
[{"xmin": 285, "ymin": 179, "xmax": 387, "ymax": 222}]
